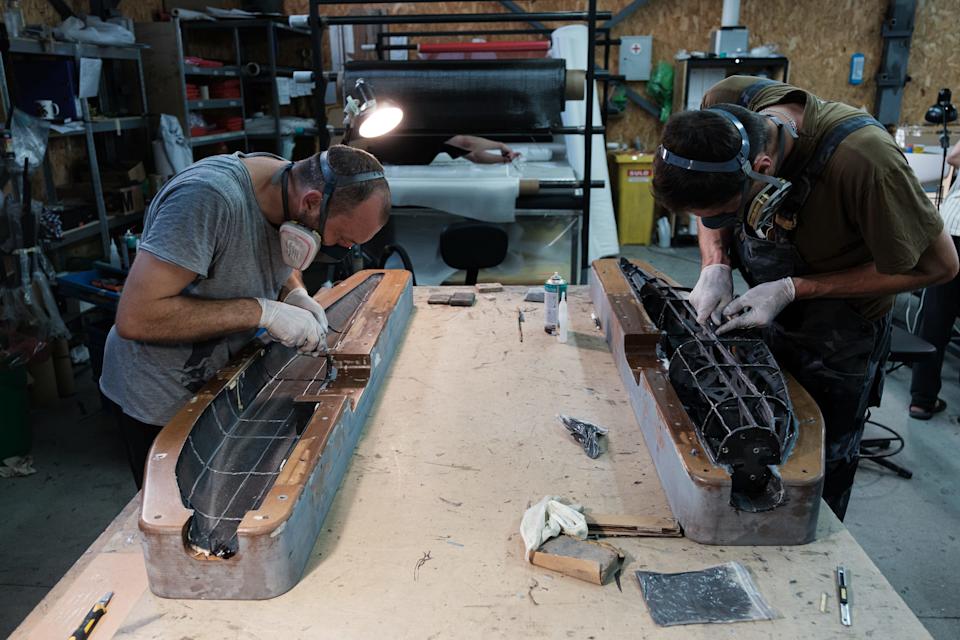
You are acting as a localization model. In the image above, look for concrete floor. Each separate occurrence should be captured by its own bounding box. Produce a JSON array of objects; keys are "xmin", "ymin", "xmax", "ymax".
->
[{"xmin": 0, "ymin": 245, "xmax": 957, "ymax": 638}]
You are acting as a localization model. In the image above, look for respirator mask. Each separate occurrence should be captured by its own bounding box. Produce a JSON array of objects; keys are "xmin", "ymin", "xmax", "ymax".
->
[
  {"xmin": 657, "ymin": 108, "xmax": 797, "ymax": 235},
  {"xmin": 274, "ymin": 150, "xmax": 385, "ymax": 270}
]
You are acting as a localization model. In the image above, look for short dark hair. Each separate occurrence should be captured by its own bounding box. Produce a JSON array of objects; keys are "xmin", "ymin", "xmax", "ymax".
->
[
  {"xmin": 652, "ymin": 104, "xmax": 769, "ymax": 213},
  {"xmin": 294, "ymin": 144, "xmax": 391, "ymax": 222}
]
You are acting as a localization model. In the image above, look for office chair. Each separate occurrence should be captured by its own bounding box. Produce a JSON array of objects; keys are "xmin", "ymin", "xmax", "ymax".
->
[
  {"xmin": 439, "ymin": 221, "xmax": 508, "ymax": 286},
  {"xmin": 860, "ymin": 325, "xmax": 937, "ymax": 479}
]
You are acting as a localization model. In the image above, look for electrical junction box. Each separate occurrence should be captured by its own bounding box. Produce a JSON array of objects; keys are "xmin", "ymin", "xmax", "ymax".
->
[
  {"xmin": 619, "ymin": 36, "xmax": 653, "ymax": 81},
  {"xmin": 710, "ymin": 26, "xmax": 749, "ymax": 56}
]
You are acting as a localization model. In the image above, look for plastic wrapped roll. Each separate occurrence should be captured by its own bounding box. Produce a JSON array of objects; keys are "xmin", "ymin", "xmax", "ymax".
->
[{"xmin": 342, "ymin": 59, "xmax": 568, "ymax": 134}]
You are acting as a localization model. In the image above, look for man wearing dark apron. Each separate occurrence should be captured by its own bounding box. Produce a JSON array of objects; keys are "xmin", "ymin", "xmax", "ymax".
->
[{"xmin": 652, "ymin": 77, "xmax": 958, "ymax": 520}]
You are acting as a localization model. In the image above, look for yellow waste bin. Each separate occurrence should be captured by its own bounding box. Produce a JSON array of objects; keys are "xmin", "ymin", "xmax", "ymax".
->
[{"xmin": 610, "ymin": 152, "xmax": 656, "ymax": 245}]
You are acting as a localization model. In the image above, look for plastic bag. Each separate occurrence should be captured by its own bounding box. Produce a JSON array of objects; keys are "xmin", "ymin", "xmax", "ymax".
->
[
  {"xmin": 0, "ymin": 194, "xmax": 24, "ymax": 254},
  {"xmin": 636, "ymin": 561, "xmax": 777, "ymax": 626},
  {"xmin": 558, "ymin": 414, "xmax": 608, "ymax": 459},
  {"xmin": 11, "ymin": 109, "xmax": 50, "ymax": 175},
  {"xmin": 647, "ymin": 62, "xmax": 674, "ymax": 123},
  {"xmin": 55, "ymin": 16, "xmax": 135, "ymax": 46},
  {"xmin": 32, "ymin": 270, "xmax": 70, "ymax": 340},
  {"xmin": 160, "ymin": 114, "xmax": 194, "ymax": 174}
]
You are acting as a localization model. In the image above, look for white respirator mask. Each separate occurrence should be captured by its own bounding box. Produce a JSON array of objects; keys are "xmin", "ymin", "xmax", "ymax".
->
[{"xmin": 274, "ymin": 150, "xmax": 385, "ymax": 271}]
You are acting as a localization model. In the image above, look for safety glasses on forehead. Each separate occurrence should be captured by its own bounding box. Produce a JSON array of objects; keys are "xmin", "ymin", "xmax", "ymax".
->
[
  {"xmin": 656, "ymin": 108, "xmax": 796, "ymax": 232},
  {"xmin": 273, "ymin": 150, "xmax": 385, "ymax": 270}
]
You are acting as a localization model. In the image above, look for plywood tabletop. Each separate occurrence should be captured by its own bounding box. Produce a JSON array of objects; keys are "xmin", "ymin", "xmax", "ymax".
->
[{"xmin": 14, "ymin": 287, "xmax": 930, "ymax": 640}]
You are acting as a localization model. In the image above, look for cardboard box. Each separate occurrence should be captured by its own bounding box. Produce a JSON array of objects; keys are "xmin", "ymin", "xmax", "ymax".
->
[
  {"xmin": 104, "ymin": 184, "xmax": 145, "ymax": 215},
  {"xmin": 77, "ymin": 161, "xmax": 146, "ymax": 188}
]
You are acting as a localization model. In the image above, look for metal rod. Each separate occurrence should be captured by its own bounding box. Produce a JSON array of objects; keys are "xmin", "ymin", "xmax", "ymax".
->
[
  {"xmin": 382, "ymin": 27, "xmax": 611, "ymax": 38},
  {"xmin": 602, "ymin": 31, "xmax": 611, "ymax": 126},
  {"xmin": 499, "ymin": 0, "xmax": 546, "ymax": 31},
  {"xmin": 582, "ymin": 0, "xmax": 597, "ymax": 272},
  {"xmin": 310, "ymin": 0, "xmax": 330, "ymax": 149},
  {"xmin": 327, "ymin": 126, "xmax": 606, "ymax": 136},
  {"xmin": 267, "ymin": 23, "xmax": 282, "ymax": 156},
  {"xmin": 310, "ymin": 12, "xmax": 612, "ymax": 26},
  {"xmin": 539, "ymin": 180, "xmax": 605, "ymax": 189}
]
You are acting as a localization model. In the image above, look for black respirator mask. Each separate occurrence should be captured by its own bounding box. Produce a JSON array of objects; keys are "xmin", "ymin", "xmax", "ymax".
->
[
  {"xmin": 273, "ymin": 150, "xmax": 385, "ymax": 269},
  {"xmin": 657, "ymin": 108, "xmax": 797, "ymax": 233}
]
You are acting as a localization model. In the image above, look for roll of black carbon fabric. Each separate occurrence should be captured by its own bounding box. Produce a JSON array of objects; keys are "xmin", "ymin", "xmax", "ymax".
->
[{"xmin": 342, "ymin": 59, "xmax": 568, "ymax": 134}]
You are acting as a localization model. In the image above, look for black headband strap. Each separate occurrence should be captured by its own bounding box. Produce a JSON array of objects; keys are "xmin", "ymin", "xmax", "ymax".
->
[
  {"xmin": 271, "ymin": 161, "xmax": 296, "ymax": 222},
  {"xmin": 316, "ymin": 150, "xmax": 385, "ymax": 238}
]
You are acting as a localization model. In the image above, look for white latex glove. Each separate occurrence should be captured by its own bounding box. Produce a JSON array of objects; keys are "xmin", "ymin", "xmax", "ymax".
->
[
  {"xmin": 716, "ymin": 277, "xmax": 796, "ymax": 335},
  {"xmin": 689, "ymin": 263, "xmax": 734, "ymax": 326},
  {"xmin": 256, "ymin": 298, "xmax": 326, "ymax": 355},
  {"xmin": 283, "ymin": 287, "xmax": 329, "ymax": 336}
]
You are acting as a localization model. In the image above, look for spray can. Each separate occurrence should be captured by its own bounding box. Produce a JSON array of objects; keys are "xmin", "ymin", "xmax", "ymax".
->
[{"xmin": 544, "ymin": 272, "xmax": 567, "ymax": 334}]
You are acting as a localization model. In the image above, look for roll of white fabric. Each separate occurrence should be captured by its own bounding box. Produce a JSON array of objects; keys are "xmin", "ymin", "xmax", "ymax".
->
[{"xmin": 550, "ymin": 25, "xmax": 621, "ymax": 262}]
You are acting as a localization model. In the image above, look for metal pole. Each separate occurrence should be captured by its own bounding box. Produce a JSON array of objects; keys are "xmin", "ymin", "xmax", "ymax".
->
[
  {"xmin": 310, "ymin": 0, "xmax": 330, "ymax": 149},
  {"xmin": 581, "ymin": 0, "xmax": 597, "ymax": 274},
  {"xmin": 319, "ymin": 12, "xmax": 612, "ymax": 26},
  {"xmin": 267, "ymin": 23, "xmax": 282, "ymax": 155},
  {"xmin": 602, "ymin": 33, "xmax": 611, "ymax": 126}
]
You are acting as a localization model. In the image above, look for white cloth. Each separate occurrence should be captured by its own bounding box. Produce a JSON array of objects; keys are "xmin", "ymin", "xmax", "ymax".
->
[
  {"xmin": 0, "ymin": 456, "xmax": 36, "ymax": 478},
  {"xmin": 55, "ymin": 16, "xmax": 135, "ymax": 46},
  {"xmin": 939, "ymin": 178, "xmax": 960, "ymax": 237},
  {"xmin": 159, "ymin": 114, "xmax": 193, "ymax": 174},
  {"xmin": 550, "ymin": 25, "xmax": 621, "ymax": 262},
  {"xmin": 520, "ymin": 495, "xmax": 588, "ymax": 562}
]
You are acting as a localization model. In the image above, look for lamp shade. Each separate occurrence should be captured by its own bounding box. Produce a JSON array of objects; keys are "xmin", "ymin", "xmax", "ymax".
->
[{"xmin": 358, "ymin": 103, "xmax": 404, "ymax": 138}]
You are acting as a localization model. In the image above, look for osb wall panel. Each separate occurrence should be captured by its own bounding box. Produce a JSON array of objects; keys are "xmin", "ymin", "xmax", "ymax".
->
[
  {"xmin": 284, "ymin": 0, "xmax": 958, "ymax": 148},
  {"xmin": 16, "ymin": 0, "xmax": 957, "ymax": 150},
  {"xmin": 907, "ymin": 0, "xmax": 960, "ymax": 123},
  {"xmin": 21, "ymin": 0, "xmax": 162, "ymax": 25}
]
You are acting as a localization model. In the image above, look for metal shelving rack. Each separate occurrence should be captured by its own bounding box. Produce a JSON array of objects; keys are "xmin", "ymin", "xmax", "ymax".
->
[
  {"xmin": 0, "ymin": 37, "xmax": 150, "ymax": 258},
  {"xmin": 138, "ymin": 18, "xmax": 315, "ymax": 158},
  {"xmin": 302, "ymin": 0, "xmax": 608, "ymax": 280}
]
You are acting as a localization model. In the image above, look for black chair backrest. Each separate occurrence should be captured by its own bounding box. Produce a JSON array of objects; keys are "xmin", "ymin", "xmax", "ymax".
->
[{"xmin": 439, "ymin": 222, "xmax": 508, "ymax": 285}]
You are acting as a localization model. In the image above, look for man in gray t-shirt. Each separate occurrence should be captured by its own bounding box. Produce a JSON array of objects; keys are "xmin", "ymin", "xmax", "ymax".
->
[{"xmin": 100, "ymin": 145, "xmax": 390, "ymax": 487}]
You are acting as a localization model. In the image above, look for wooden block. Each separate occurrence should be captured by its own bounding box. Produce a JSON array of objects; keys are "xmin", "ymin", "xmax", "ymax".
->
[
  {"xmin": 528, "ymin": 535, "xmax": 623, "ymax": 585},
  {"xmin": 428, "ymin": 293, "xmax": 452, "ymax": 305},
  {"xmin": 449, "ymin": 292, "xmax": 476, "ymax": 306},
  {"xmin": 476, "ymin": 282, "xmax": 503, "ymax": 293},
  {"xmin": 584, "ymin": 513, "xmax": 682, "ymax": 537}
]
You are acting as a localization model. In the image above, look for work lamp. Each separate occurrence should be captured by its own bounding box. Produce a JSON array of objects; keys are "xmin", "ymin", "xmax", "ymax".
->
[{"xmin": 342, "ymin": 78, "xmax": 403, "ymax": 144}]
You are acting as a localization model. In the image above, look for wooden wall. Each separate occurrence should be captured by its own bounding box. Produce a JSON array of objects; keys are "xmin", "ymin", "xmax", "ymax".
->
[
  {"xmin": 20, "ymin": 0, "xmax": 162, "ymax": 25},
  {"xmin": 284, "ymin": 0, "xmax": 959, "ymax": 149},
  {"xmin": 16, "ymin": 0, "xmax": 960, "ymax": 152}
]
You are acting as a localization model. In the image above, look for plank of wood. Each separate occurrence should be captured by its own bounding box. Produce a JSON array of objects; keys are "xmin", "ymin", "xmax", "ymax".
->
[{"xmin": 585, "ymin": 513, "xmax": 682, "ymax": 537}]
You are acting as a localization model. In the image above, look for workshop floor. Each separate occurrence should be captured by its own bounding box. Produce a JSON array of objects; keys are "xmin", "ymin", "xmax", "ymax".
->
[{"xmin": 0, "ymin": 245, "xmax": 957, "ymax": 638}]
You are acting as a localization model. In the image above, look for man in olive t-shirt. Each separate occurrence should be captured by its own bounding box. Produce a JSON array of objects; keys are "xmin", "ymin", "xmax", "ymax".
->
[{"xmin": 651, "ymin": 76, "xmax": 958, "ymax": 519}]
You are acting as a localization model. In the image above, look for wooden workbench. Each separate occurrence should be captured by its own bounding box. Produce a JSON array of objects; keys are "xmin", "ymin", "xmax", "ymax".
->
[{"xmin": 15, "ymin": 287, "xmax": 931, "ymax": 639}]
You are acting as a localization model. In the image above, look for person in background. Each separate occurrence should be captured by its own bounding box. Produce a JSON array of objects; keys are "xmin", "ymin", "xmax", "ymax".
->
[
  {"xmin": 910, "ymin": 140, "xmax": 960, "ymax": 419},
  {"xmin": 361, "ymin": 134, "xmax": 520, "ymax": 165}
]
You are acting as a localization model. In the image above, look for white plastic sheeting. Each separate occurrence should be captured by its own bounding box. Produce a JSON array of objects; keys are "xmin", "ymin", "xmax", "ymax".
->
[
  {"xmin": 550, "ymin": 25, "xmax": 621, "ymax": 261},
  {"xmin": 385, "ymin": 162, "xmax": 520, "ymax": 223},
  {"xmin": 385, "ymin": 158, "xmax": 577, "ymax": 223}
]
